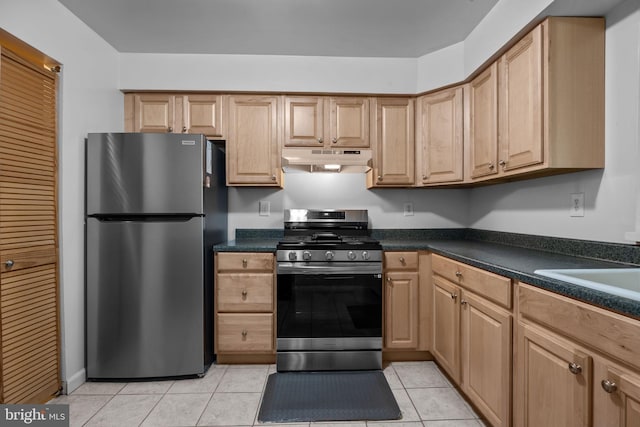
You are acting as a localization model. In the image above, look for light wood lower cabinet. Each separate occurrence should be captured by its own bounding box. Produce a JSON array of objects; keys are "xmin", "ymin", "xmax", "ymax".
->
[
  {"xmin": 432, "ymin": 254, "xmax": 512, "ymax": 427},
  {"xmin": 516, "ymin": 283, "xmax": 640, "ymax": 427},
  {"xmin": 214, "ymin": 252, "xmax": 275, "ymax": 358},
  {"xmin": 383, "ymin": 252, "xmax": 430, "ymax": 354}
]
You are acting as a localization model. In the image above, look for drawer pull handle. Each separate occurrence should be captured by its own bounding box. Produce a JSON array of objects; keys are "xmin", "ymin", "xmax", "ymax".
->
[
  {"xmin": 242, "ymin": 259, "xmax": 248, "ymax": 268},
  {"xmin": 241, "ymin": 329, "xmax": 248, "ymax": 337},
  {"xmin": 601, "ymin": 379, "xmax": 618, "ymax": 393},
  {"xmin": 241, "ymin": 289, "xmax": 248, "ymax": 297},
  {"xmin": 399, "ymin": 256, "xmax": 405, "ymax": 264},
  {"xmin": 568, "ymin": 362, "xmax": 582, "ymax": 375},
  {"xmin": 455, "ymin": 270, "xmax": 462, "ymax": 278},
  {"xmin": 450, "ymin": 293, "xmax": 458, "ymax": 301}
]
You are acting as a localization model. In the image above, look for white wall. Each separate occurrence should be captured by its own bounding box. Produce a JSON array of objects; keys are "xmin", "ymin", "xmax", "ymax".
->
[
  {"xmin": 120, "ymin": 53, "xmax": 417, "ymax": 94},
  {"xmin": 416, "ymin": 42, "xmax": 465, "ymax": 93},
  {"xmin": 0, "ymin": 0, "xmax": 123, "ymax": 392},
  {"xmin": 228, "ymin": 174, "xmax": 469, "ymax": 240},
  {"xmin": 468, "ymin": 0, "xmax": 640, "ymax": 244}
]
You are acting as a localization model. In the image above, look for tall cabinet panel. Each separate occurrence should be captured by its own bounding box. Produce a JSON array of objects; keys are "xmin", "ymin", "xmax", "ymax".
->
[
  {"xmin": 466, "ymin": 63, "xmax": 498, "ymax": 179},
  {"xmin": 227, "ymin": 95, "xmax": 282, "ymax": 186},
  {"xmin": 0, "ymin": 47, "xmax": 60, "ymax": 403},
  {"xmin": 417, "ymin": 87, "xmax": 464, "ymax": 185}
]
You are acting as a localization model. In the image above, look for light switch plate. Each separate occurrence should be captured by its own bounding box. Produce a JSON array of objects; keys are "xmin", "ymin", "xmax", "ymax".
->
[{"xmin": 259, "ymin": 200, "xmax": 270, "ymax": 216}]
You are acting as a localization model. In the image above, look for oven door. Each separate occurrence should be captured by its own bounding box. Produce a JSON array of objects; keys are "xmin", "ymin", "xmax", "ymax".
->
[{"xmin": 276, "ymin": 262, "xmax": 383, "ymax": 351}]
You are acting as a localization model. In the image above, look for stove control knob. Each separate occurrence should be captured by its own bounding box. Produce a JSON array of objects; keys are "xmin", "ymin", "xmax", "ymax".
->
[
  {"xmin": 348, "ymin": 251, "xmax": 357, "ymax": 260},
  {"xmin": 302, "ymin": 250, "xmax": 312, "ymax": 261},
  {"xmin": 325, "ymin": 251, "xmax": 335, "ymax": 261},
  {"xmin": 288, "ymin": 251, "xmax": 297, "ymax": 261},
  {"xmin": 362, "ymin": 251, "xmax": 370, "ymax": 260}
]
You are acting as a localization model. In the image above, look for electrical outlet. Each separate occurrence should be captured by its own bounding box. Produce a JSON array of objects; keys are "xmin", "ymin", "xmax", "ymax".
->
[
  {"xmin": 403, "ymin": 202, "xmax": 414, "ymax": 216},
  {"xmin": 570, "ymin": 193, "xmax": 584, "ymax": 217},
  {"xmin": 259, "ymin": 200, "xmax": 270, "ymax": 216}
]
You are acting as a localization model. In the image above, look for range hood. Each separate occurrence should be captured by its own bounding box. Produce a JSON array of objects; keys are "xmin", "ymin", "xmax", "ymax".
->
[{"xmin": 281, "ymin": 147, "xmax": 372, "ymax": 173}]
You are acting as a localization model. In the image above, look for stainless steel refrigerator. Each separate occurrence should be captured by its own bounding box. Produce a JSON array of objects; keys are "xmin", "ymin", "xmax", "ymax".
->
[{"xmin": 85, "ymin": 132, "xmax": 227, "ymax": 379}]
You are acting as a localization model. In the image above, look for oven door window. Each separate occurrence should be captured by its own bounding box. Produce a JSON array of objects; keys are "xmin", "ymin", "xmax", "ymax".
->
[{"xmin": 277, "ymin": 273, "xmax": 382, "ymax": 338}]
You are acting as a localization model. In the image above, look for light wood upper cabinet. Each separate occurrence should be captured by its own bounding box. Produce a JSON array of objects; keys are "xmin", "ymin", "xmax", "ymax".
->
[
  {"xmin": 499, "ymin": 24, "xmax": 544, "ymax": 172},
  {"xmin": 183, "ymin": 94, "xmax": 224, "ymax": 137},
  {"xmin": 125, "ymin": 93, "xmax": 225, "ymax": 139},
  {"xmin": 128, "ymin": 93, "xmax": 178, "ymax": 133},
  {"xmin": 468, "ymin": 17, "xmax": 604, "ymax": 182},
  {"xmin": 466, "ymin": 62, "xmax": 499, "ymax": 180},
  {"xmin": 284, "ymin": 96, "xmax": 370, "ymax": 148},
  {"xmin": 227, "ymin": 95, "xmax": 282, "ymax": 187},
  {"xmin": 368, "ymin": 97, "xmax": 415, "ymax": 187},
  {"xmin": 417, "ymin": 87, "xmax": 464, "ymax": 185},
  {"xmin": 330, "ymin": 97, "xmax": 370, "ymax": 147},
  {"xmin": 284, "ymin": 96, "xmax": 325, "ymax": 147}
]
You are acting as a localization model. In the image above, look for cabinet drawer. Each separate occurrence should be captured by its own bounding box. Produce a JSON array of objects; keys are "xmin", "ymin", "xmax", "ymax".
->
[
  {"xmin": 217, "ymin": 313, "xmax": 273, "ymax": 353},
  {"xmin": 217, "ymin": 252, "xmax": 274, "ymax": 272},
  {"xmin": 384, "ymin": 252, "xmax": 418, "ymax": 270},
  {"xmin": 217, "ymin": 273, "xmax": 273, "ymax": 312},
  {"xmin": 432, "ymin": 254, "xmax": 512, "ymax": 309}
]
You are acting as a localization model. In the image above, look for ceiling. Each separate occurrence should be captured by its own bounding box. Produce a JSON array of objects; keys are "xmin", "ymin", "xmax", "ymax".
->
[
  {"xmin": 57, "ymin": 0, "xmax": 500, "ymax": 58},
  {"xmin": 57, "ymin": 0, "xmax": 626, "ymax": 59}
]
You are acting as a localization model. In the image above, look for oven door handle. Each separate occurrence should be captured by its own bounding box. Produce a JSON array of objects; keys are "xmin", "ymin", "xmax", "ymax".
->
[{"xmin": 277, "ymin": 263, "xmax": 382, "ymax": 275}]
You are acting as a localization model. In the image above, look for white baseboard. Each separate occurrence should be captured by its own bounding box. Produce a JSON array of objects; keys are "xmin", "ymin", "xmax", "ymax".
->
[{"xmin": 65, "ymin": 368, "xmax": 86, "ymax": 394}]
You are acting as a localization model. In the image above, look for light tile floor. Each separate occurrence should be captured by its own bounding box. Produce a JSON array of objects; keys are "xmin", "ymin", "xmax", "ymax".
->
[{"xmin": 50, "ymin": 361, "xmax": 487, "ymax": 427}]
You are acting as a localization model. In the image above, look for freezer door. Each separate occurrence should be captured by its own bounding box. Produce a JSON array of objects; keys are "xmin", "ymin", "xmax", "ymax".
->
[
  {"xmin": 86, "ymin": 217, "xmax": 204, "ymax": 379},
  {"xmin": 86, "ymin": 133, "xmax": 205, "ymax": 215}
]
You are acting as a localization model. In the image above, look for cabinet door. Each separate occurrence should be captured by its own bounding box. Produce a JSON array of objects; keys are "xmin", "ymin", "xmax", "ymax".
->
[
  {"xmin": 183, "ymin": 94, "xmax": 224, "ymax": 138},
  {"xmin": 227, "ymin": 95, "xmax": 281, "ymax": 186},
  {"xmin": 418, "ymin": 87, "xmax": 463, "ymax": 184},
  {"xmin": 499, "ymin": 24, "xmax": 544, "ymax": 172},
  {"xmin": 329, "ymin": 97, "xmax": 369, "ymax": 147},
  {"xmin": 467, "ymin": 63, "xmax": 498, "ymax": 179},
  {"xmin": 371, "ymin": 98, "xmax": 415, "ymax": 186},
  {"xmin": 284, "ymin": 96, "xmax": 324, "ymax": 147},
  {"xmin": 385, "ymin": 272, "xmax": 419, "ymax": 349},
  {"xmin": 461, "ymin": 291, "xmax": 512, "ymax": 427},
  {"xmin": 594, "ymin": 360, "xmax": 640, "ymax": 427},
  {"xmin": 133, "ymin": 93, "xmax": 177, "ymax": 133},
  {"xmin": 516, "ymin": 323, "xmax": 591, "ymax": 427},
  {"xmin": 432, "ymin": 275, "xmax": 460, "ymax": 382}
]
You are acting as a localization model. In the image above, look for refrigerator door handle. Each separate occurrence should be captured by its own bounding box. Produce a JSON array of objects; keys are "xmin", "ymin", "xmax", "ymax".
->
[{"xmin": 91, "ymin": 215, "xmax": 201, "ymax": 222}]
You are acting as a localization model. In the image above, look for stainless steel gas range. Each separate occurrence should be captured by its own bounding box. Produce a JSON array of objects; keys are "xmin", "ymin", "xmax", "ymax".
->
[{"xmin": 276, "ymin": 209, "xmax": 383, "ymax": 372}]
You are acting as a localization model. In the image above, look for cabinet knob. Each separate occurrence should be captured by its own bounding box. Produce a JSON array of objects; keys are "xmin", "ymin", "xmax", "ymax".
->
[
  {"xmin": 241, "ymin": 329, "xmax": 248, "ymax": 337},
  {"xmin": 332, "ymin": 137, "xmax": 337, "ymax": 144},
  {"xmin": 488, "ymin": 163, "xmax": 495, "ymax": 170},
  {"xmin": 568, "ymin": 362, "xmax": 582, "ymax": 375},
  {"xmin": 318, "ymin": 138, "xmax": 324, "ymax": 143},
  {"xmin": 377, "ymin": 176, "xmax": 383, "ymax": 182},
  {"xmin": 601, "ymin": 379, "xmax": 618, "ymax": 393},
  {"xmin": 387, "ymin": 277, "xmax": 392, "ymax": 283},
  {"xmin": 168, "ymin": 126, "xmax": 173, "ymax": 132},
  {"xmin": 422, "ymin": 175, "xmax": 428, "ymax": 180},
  {"xmin": 460, "ymin": 299, "xmax": 468, "ymax": 306},
  {"xmin": 242, "ymin": 259, "xmax": 248, "ymax": 268},
  {"xmin": 271, "ymin": 175, "xmax": 277, "ymax": 181},
  {"xmin": 5, "ymin": 260, "xmax": 14, "ymax": 268},
  {"xmin": 182, "ymin": 126, "xmax": 187, "ymax": 133},
  {"xmin": 455, "ymin": 270, "xmax": 462, "ymax": 278},
  {"xmin": 241, "ymin": 289, "xmax": 248, "ymax": 297},
  {"xmin": 499, "ymin": 160, "xmax": 506, "ymax": 167},
  {"xmin": 399, "ymin": 256, "xmax": 405, "ymax": 264},
  {"xmin": 450, "ymin": 293, "xmax": 458, "ymax": 301}
]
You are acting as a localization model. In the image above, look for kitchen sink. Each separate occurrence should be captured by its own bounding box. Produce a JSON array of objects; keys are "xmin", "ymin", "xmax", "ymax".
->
[{"xmin": 534, "ymin": 268, "xmax": 640, "ymax": 302}]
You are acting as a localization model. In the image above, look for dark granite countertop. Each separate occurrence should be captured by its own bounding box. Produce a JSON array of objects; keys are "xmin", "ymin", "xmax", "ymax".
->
[{"xmin": 214, "ymin": 228, "xmax": 640, "ymax": 319}]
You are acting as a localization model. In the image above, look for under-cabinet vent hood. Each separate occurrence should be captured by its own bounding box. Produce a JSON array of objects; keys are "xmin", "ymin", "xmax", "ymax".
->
[{"xmin": 281, "ymin": 148, "xmax": 372, "ymax": 173}]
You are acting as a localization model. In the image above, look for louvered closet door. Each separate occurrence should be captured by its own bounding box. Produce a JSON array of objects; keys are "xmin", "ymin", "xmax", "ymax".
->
[{"xmin": 0, "ymin": 48, "xmax": 60, "ymax": 403}]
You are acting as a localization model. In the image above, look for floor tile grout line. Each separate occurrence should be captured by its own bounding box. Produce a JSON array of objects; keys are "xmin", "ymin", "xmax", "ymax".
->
[{"xmin": 80, "ymin": 392, "xmax": 117, "ymax": 427}]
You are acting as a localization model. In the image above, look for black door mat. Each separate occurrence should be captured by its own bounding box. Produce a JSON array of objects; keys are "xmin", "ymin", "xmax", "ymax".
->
[{"xmin": 258, "ymin": 370, "xmax": 402, "ymax": 423}]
